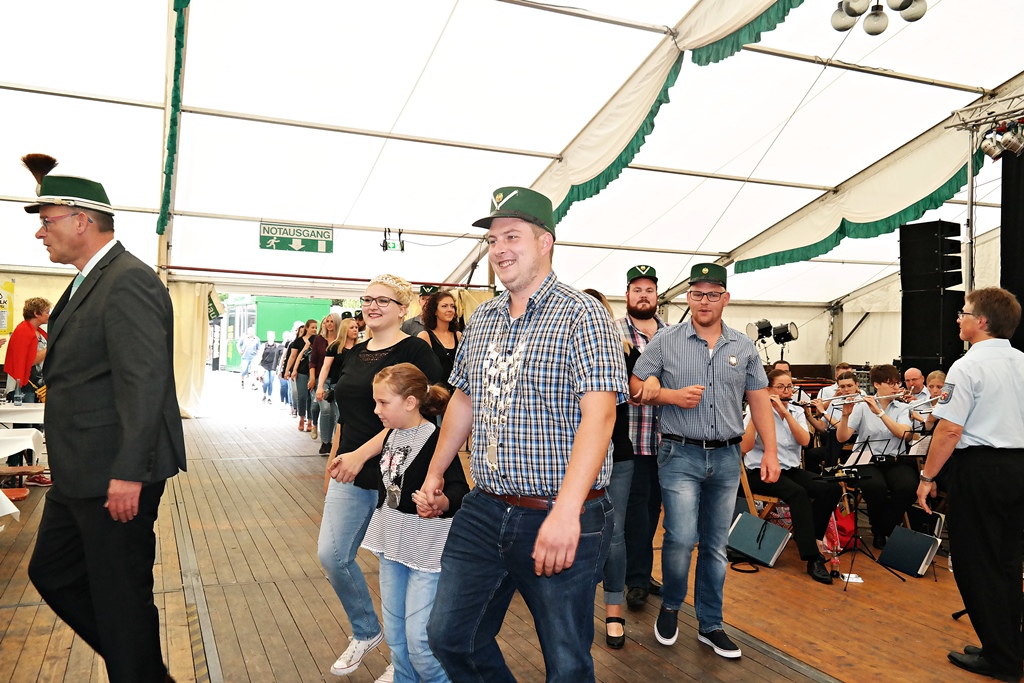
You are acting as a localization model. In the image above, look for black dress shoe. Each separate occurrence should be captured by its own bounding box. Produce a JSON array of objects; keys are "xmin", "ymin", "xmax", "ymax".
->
[
  {"xmin": 807, "ymin": 557, "xmax": 834, "ymax": 585},
  {"xmin": 625, "ymin": 586, "xmax": 648, "ymax": 610},
  {"xmin": 871, "ymin": 534, "xmax": 887, "ymax": 550},
  {"xmin": 964, "ymin": 644, "xmax": 983, "ymax": 656},
  {"xmin": 605, "ymin": 616, "xmax": 625, "ymax": 649},
  {"xmin": 948, "ymin": 651, "xmax": 1021, "ymax": 682},
  {"xmin": 648, "ymin": 578, "xmax": 662, "ymax": 596}
]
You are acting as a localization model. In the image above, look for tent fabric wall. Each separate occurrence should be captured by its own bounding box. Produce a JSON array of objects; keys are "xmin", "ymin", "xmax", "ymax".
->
[
  {"xmin": 836, "ymin": 312, "xmax": 902, "ymax": 370},
  {"xmin": 169, "ymin": 281, "xmax": 213, "ymax": 418}
]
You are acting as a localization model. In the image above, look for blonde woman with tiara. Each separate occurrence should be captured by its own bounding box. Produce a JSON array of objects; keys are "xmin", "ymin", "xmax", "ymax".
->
[{"xmin": 318, "ymin": 274, "xmax": 443, "ymax": 678}]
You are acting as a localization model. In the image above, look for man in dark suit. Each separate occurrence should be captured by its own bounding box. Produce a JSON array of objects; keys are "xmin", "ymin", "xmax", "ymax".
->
[{"xmin": 21, "ymin": 155, "xmax": 186, "ymax": 683}]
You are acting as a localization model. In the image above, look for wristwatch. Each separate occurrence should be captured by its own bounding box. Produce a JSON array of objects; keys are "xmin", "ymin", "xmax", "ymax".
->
[{"xmin": 919, "ymin": 473, "xmax": 935, "ymax": 483}]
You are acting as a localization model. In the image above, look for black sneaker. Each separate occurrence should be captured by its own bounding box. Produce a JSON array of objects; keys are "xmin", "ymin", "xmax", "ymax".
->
[
  {"xmin": 654, "ymin": 606, "xmax": 678, "ymax": 646},
  {"xmin": 318, "ymin": 442, "xmax": 332, "ymax": 455},
  {"xmin": 698, "ymin": 630, "xmax": 741, "ymax": 658},
  {"xmin": 648, "ymin": 578, "xmax": 662, "ymax": 596},
  {"xmin": 625, "ymin": 586, "xmax": 648, "ymax": 610}
]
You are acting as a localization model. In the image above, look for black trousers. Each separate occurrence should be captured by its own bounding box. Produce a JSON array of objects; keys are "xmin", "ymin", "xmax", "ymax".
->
[
  {"xmin": 28, "ymin": 481, "xmax": 169, "ymax": 683},
  {"xmin": 855, "ymin": 460, "xmax": 918, "ymax": 540},
  {"xmin": 947, "ymin": 448, "xmax": 1024, "ymax": 677},
  {"xmin": 624, "ymin": 456, "xmax": 662, "ymax": 589},
  {"xmin": 746, "ymin": 467, "xmax": 843, "ymax": 560}
]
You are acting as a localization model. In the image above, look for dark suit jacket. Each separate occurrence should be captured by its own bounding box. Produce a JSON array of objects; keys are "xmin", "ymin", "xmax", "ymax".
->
[{"xmin": 44, "ymin": 241, "xmax": 186, "ymax": 498}]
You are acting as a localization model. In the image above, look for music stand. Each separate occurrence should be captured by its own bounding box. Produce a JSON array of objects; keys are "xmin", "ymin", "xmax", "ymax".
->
[{"xmin": 830, "ymin": 439, "xmax": 907, "ymax": 588}]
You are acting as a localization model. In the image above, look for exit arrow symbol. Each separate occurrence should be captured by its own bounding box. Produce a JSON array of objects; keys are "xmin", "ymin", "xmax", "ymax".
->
[{"xmin": 289, "ymin": 238, "xmax": 305, "ymax": 250}]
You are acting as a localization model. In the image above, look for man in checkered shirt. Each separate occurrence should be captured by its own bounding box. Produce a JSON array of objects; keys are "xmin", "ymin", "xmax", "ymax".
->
[{"xmin": 423, "ymin": 186, "xmax": 627, "ymax": 682}]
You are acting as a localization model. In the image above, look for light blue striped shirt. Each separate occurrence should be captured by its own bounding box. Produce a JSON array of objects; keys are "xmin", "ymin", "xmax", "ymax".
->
[
  {"xmin": 449, "ymin": 272, "xmax": 628, "ymax": 495},
  {"xmin": 632, "ymin": 320, "xmax": 767, "ymax": 441}
]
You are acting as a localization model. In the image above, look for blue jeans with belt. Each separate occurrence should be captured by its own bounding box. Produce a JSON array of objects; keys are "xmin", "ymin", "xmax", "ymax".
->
[
  {"xmin": 658, "ymin": 440, "xmax": 740, "ymax": 633},
  {"xmin": 427, "ymin": 489, "xmax": 612, "ymax": 683}
]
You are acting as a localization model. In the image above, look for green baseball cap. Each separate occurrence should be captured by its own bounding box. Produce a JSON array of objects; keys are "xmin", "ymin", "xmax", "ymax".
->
[
  {"xmin": 25, "ymin": 175, "xmax": 114, "ymax": 215},
  {"xmin": 627, "ymin": 265, "xmax": 658, "ymax": 285},
  {"xmin": 419, "ymin": 285, "xmax": 439, "ymax": 297},
  {"xmin": 689, "ymin": 263, "xmax": 727, "ymax": 288},
  {"xmin": 472, "ymin": 186, "xmax": 555, "ymax": 238}
]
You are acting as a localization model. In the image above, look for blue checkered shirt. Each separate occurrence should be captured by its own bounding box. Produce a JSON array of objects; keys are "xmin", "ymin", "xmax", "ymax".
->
[
  {"xmin": 632, "ymin": 320, "xmax": 767, "ymax": 441},
  {"xmin": 450, "ymin": 272, "xmax": 628, "ymax": 495},
  {"xmin": 618, "ymin": 316, "xmax": 667, "ymax": 457}
]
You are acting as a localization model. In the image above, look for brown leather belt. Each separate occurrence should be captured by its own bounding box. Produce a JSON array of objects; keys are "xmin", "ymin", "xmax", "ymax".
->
[{"xmin": 482, "ymin": 488, "xmax": 605, "ymax": 511}]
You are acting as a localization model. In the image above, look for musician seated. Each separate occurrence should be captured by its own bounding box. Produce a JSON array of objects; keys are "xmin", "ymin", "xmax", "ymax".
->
[
  {"xmin": 803, "ymin": 371, "xmax": 861, "ymax": 473},
  {"xmin": 835, "ymin": 364, "xmax": 916, "ymax": 550},
  {"xmin": 741, "ymin": 370, "xmax": 843, "ymax": 585}
]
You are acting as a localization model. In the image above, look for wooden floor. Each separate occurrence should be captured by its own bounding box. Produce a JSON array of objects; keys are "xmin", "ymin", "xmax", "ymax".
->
[{"xmin": 0, "ymin": 371, "xmax": 982, "ymax": 682}]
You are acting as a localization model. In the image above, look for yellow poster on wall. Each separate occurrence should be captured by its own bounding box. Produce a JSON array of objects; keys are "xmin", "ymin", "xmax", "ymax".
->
[{"xmin": 0, "ymin": 280, "xmax": 14, "ymax": 334}]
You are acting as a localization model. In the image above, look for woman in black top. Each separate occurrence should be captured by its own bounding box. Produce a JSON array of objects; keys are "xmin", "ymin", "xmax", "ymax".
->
[
  {"xmin": 285, "ymin": 319, "xmax": 317, "ymax": 431},
  {"xmin": 584, "ymin": 288, "xmax": 637, "ymax": 649},
  {"xmin": 317, "ymin": 274, "xmax": 443, "ymax": 677},
  {"xmin": 416, "ymin": 290, "xmax": 461, "ymax": 390}
]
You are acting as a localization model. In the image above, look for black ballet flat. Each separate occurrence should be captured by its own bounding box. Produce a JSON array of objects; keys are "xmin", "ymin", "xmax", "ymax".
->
[{"xmin": 605, "ymin": 616, "xmax": 626, "ymax": 649}]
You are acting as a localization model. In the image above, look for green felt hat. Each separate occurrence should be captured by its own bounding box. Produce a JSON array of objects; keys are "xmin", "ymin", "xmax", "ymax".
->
[
  {"xmin": 472, "ymin": 186, "xmax": 555, "ymax": 238},
  {"xmin": 627, "ymin": 265, "xmax": 658, "ymax": 285},
  {"xmin": 689, "ymin": 263, "xmax": 727, "ymax": 288},
  {"xmin": 419, "ymin": 285, "xmax": 439, "ymax": 296},
  {"xmin": 25, "ymin": 175, "xmax": 114, "ymax": 215}
]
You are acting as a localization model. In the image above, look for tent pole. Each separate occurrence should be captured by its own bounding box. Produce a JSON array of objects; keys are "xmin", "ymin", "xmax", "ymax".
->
[
  {"xmin": 157, "ymin": 0, "xmax": 190, "ymax": 287},
  {"xmin": 964, "ymin": 129, "xmax": 976, "ymax": 295}
]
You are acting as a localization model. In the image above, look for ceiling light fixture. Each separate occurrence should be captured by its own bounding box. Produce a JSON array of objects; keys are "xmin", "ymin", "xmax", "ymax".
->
[{"xmin": 832, "ymin": 0, "xmax": 926, "ymax": 34}]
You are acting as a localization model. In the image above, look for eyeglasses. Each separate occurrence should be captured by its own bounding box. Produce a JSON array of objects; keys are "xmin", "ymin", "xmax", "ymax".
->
[
  {"xmin": 360, "ymin": 296, "xmax": 403, "ymax": 308},
  {"xmin": 687, "ymin": 290, "xmax": 724, "ymax": 302},
  {"xmin": 957, "ymin": 310, "xmax": 981, "ymax": 320},
  {"xmin": 38, "ymin": 212, "xmax": 88, "ymax": 232},
  {"xmin": 770, "ymin": 384, "xmax": 795, "ymax": 391}
]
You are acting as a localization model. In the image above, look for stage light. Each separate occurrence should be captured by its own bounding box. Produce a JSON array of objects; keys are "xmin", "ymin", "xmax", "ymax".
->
[
  {"xmin": 843, "ymin": 0, "xmax": 870, "ymax": 16},
  {"xmin": 900, "ymin": 0, "xmax": 927, "ymax": 21},
  {"xmin": 863, "ymin": 4, "xmax": 889, "ymax": 34},
  {"xmin": 981, "ymin": 136, "xmax": 1005, "ymax": 160},
  {"xmin": 772, "ymin": 322, "xmax": 799, "ymax": 346},
  {"xmin": 831, "ymin": 2, "xmax": 857, "ymax": 30},
  {"xmin": 1000, "ymin": 127, "xmax": 1024, "ymax": 156},
  {"xmin": 746, "ymin": 319, "xmax": 773, "ymax": 342},
  {"xmin": 831, "ymin": 0, "xmax": 926, "ymax": 34}
]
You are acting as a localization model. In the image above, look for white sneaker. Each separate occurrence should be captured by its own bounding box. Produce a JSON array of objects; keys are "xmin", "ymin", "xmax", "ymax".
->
[
  {"xmin": 330, "ymin": 631, "xmax": 384, "ymax": 676},
  {"xmin": 373, "ymin": 664, "xmax": 395, "ymax": 683}
]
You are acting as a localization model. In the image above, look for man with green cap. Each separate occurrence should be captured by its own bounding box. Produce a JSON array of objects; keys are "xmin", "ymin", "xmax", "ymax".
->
[
  {"xmin": 401, "ymin": 284, "xmax": 440, "ymax": 336},
  {"xmin": 619, "ymin": 265, "xmax": 668, "ymax": 613},
  {"xmin": 422, "ymin": 186, "xmax": 627, "ymax": 682},
  {"xmin": 21, "ymin": 154, "xmax": 186, "ymax": 683},
  {"xmin": 630, "ymin": 262, "xmax": 779, "ymax": 660}
]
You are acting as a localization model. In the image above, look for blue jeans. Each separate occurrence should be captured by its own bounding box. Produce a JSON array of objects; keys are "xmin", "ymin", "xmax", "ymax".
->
[
  {"xmin": 427, "ymin": 489, "xmax": 612, "ymax": 683},
  {"xmin": 261, "ymin": 370, "xmax": 275, "ymax": 399},
  {"xmin": 318, "ymin": 395, "xmax": 338, "ymax": 445},
  {"xmin": 317, "ymin": 480, "xmax": 381, "ymax": 641},
  {"xmin": 279, "ymin": 375, "xmax": 290, "ymax": 404},
  {"xmin": 603, "ymin": 459, "xmax": 634, "ymax": 605},
  {"xmin": 379, "ymin": 558, "xmax": 449, "ymax": 683},
  {"xmin": 658, "ymin": 441, "xmax": 740, "ymax": 633},
  {"xmin": 295, "ymin": 373, "xmax": 312, "ymax": 420}
]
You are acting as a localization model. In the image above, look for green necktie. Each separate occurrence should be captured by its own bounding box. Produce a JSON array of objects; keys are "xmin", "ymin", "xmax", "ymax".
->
[{"xmin": 70, "ymin": 273, "xmax": 85, "ymax": 298}]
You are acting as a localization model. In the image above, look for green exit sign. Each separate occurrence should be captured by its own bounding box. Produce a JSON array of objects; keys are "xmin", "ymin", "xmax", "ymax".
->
[
  {"xmin": 385, "ymin": 240, "xmax": 401, "ymax": 251},
  {"xmin": 260, "ymin": 222, "xmax": 334, "ymax": 253}
]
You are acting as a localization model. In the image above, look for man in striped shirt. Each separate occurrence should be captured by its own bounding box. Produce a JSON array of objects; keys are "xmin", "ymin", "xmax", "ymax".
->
[
  {"xmin": 631, "ymin": 263, "xmax": 779, "ymax": 660},
  {"xmin": 617, "ymin": 265, "xmax": 669, "ymax": 610},
  {"xmin": 424, "ymin": 186, "xmax": 627, "ymax": 682}
]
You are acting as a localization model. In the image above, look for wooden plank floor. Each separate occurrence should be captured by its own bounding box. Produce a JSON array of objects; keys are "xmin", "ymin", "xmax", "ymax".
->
[{"xmin": 0, "ymin": 370, "xmax": 981, "ymax": 682}]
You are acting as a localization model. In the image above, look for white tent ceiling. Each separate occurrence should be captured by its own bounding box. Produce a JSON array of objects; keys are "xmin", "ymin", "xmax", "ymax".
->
[{"xmin": 0, "ymin": 0, "xmax": 1015, "ymax": 304}]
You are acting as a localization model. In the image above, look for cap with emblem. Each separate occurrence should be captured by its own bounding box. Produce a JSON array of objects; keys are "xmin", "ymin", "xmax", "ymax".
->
[
  {"xmin": 627, "ymin": 265, "xmax": 658, "ymax": 285},
  {"xmin": 21, "ymin": 154, "xmax": 114, "ymax": 216},
  {"xmin": 341, "ymin": 311, "xmax": 353, "ymax": 320},
  {"xmin": 472, "ymin": 186, "xmax": 555, "ymax": 238},
  {"xmin": 689, "ymin": 263, "xmax": 727, "ymax": 288},
  {"xmin": 419, "ymin": 285, "xmax": 439, "ymax": 297}
]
